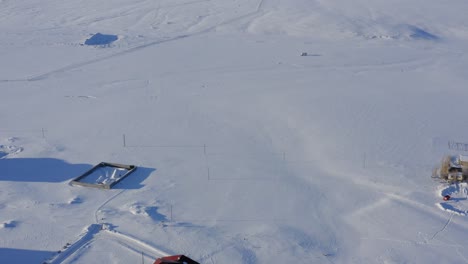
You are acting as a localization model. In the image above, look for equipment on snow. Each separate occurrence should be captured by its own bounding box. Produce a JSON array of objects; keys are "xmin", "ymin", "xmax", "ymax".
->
[{"xmin": 433, "ymin": 155, "xmax": 468, "ymax": 182}]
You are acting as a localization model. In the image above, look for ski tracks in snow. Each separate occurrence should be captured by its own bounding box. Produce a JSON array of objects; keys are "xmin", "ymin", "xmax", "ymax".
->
[
  {"xmin": 25, "ymin": 34, "xmax": 191, "ymax": 82},
  {"xmin": 0, "ymin": 0, "xmax": 265, "ymax": 83}
]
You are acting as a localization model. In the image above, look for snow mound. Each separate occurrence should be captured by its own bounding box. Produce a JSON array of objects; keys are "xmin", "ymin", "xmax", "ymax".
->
[
  {"xmin": 244, "ymin": 0, "xmax": 446, "ymax": 41},
  {"xmin": 0, "ymin": 143, "xmax": 23, "ymax": 158},
  {"xmin": 84, "ymin": 33, "xmax": 118, "ymax": 46},
  {"xmin": 1, "ymin": 220, "xmax": 18, "ymax": 229},
  {"xmin": 436, "ymin": 183, "xmax": 468, "ymax": 216},
  {"xmin": 68, "ymin": 196, "xmax": 82, "ymax": 205},
  {"xmin": 248, "ymin": 11, "xmax": 440, "ymax": 41},
  {"xmin": 129, "ymin": 203, "xmax": 148, "ymax": 216},
  {"xmin": 129, "ymin": 203, "xmax": 168, "ymax": 222},
  {"xmin": 374, "ymin": 24, "xmax": 439, "ymax": 41},
  {"xmin": 405, "ymin": 25, "xmax": 439, "ymax": 40}
]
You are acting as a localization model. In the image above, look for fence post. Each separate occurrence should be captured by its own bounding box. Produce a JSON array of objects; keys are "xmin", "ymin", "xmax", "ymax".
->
[
  {"xmin": 170, "ymin": 205, "xmax": 173, "ymax": 222},
  {"xmin": 363, "ymin": 152, "xmax": 367, "ymax": 169}
]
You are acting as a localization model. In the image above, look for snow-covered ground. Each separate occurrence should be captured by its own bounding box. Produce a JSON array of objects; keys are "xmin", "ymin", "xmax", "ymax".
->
[{"xmin": 2, "ymin": 0, "xmax": 468, "ymax": 263}]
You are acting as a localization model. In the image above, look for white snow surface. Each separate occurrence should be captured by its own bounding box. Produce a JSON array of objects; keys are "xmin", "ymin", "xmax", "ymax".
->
[{"xmin": 2, "ymin": 0, "xmax": 468, "ymax": 263}]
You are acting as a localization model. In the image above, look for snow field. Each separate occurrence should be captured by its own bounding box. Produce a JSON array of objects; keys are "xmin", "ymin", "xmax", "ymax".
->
[{"xmin": 2, "ymin": 0, "xmax": 468, "ymax": 263}]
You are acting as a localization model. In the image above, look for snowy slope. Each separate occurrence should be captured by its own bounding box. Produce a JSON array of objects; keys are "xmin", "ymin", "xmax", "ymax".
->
[{"xmin": 2, "ymin": 0, "xmax": 468, "ymax": 263}]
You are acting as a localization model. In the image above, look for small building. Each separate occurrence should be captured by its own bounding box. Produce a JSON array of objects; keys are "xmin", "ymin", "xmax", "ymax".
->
[{"xmin": 437, "ymin": 155, "xmax": 468, "ymax": 182}]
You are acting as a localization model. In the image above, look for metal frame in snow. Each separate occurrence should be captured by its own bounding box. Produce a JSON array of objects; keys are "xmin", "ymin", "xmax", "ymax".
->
[{"xmin": 70, "ymin": 162, "xmax": 137, "ymax": 189}]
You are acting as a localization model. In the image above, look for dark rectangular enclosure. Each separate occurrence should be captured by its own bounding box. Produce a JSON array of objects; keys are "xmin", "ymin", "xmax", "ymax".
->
[{"xmin": 70, "ymin": 162, "xmax": 137, "ymax": 189}]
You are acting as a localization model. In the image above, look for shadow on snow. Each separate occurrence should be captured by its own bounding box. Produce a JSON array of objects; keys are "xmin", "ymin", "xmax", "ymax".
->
[
  {"xmin": 0, "ymin": 248, "xmax": 55, "ymax": 263},
  {"xmin": 112, "ymin": 166, "xmax": 155, "ymax": 190},
  {"xmin": 0, "ymin": 158, "xmax": 92, "ymax": 183},
  {"xmin": 0, "ymin": 158, "xmax": 155, "ymax": 189},
  {"xmin": 84, "ymin": 33, "xmax": 118, "ymax": 45}
]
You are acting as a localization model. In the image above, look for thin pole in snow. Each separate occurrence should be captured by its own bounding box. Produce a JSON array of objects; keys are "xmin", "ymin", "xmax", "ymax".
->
[
  {"xmin": 142, "ymin": 251, "xmax": 144, "ymax": 264},
  {"xmin": 363, "ymin": 152, "xmax": 367, "ymax": 169},
  {"xmin": 123, "ymin": 134, "xmax": 126, "ymax": 147}
]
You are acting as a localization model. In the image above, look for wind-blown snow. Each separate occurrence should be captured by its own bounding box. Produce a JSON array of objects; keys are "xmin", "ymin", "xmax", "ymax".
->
[{"xmin": 2, "ymin": 0, "xmax": 468, "ymax": 263}]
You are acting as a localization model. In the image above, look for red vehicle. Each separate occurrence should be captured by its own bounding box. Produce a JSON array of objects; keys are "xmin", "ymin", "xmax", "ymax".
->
[{"xmin": 154, "ymin": 255, "xmax": 200, "ymax": 264}]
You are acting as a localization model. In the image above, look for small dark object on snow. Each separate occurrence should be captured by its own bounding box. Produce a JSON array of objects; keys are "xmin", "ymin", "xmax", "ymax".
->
[
  {"xmin": 301, "ymin": 52, "xmax": 308, "ymax": 56},
  {"xmin": 154, "ymin": 255, "xmax": 200, "ymax": 264},
  {"xmin": 443, "ymin": 195, "xmax": 451, "ymax": 201}
]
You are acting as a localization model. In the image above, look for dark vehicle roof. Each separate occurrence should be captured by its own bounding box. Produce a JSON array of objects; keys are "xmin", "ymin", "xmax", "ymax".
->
[{"xmin": 154, "ymin": 255, "xmax": 200, "ymax": 264}]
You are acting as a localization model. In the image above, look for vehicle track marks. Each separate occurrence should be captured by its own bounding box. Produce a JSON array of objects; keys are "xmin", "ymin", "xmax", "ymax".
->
[
  {"xmin": 429, "ymin": 213, "xmax": 454, "ymax": 241},
  {"xmin": 94, "ymin": 190, "xmax": 126, "ymax": 224}
]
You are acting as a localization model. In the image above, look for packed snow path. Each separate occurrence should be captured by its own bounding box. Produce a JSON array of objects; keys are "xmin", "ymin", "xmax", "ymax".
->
[{"xmin": 46, "ymin": 224, "xmax": 169, "ymax": 264}]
